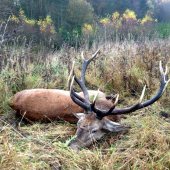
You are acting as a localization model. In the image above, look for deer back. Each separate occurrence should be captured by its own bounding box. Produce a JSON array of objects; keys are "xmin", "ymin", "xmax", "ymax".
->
[{"xmin": 9, "ymin": 89, "xmax": 109, "ymax": 123}]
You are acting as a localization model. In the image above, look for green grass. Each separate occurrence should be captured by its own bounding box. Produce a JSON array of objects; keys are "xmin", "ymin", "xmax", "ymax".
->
[{"xmin": 156, "ymin": 22, "xmax": 170, "ymax": 39}]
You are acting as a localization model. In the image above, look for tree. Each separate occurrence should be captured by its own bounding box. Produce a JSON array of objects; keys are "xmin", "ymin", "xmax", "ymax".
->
[
  {"xmin": 138, "ymin": 0, "xmax": 149, "ymax": 18},
  {"xmin": 66, "ymin": 0, "xmax": 95, "ymax": 31},
  {"xmin": 18, "ymin": 0, "xmax": 69, "ymax": 29},
  {"xmin": 87, "ymin": 0, "xmax": 131, "ymax": 16},
  {"xmin": 0, "ymin": 0, "xmax": 17, "ymax": 20},
  {"xmin": 38, "ymin": 15, "xmax": 56, "ymax": 42}
]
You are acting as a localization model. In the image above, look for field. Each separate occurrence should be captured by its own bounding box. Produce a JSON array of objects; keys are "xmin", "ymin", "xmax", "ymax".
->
[{"xmin": 0, "ymin": 39, "xmax": 170, "ymax": 169}]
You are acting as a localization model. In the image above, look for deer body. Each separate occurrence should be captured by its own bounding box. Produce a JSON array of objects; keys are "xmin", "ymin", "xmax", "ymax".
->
[{"xmin": 9, "ymin": 89, "xmax": 117, "ymax": 123}]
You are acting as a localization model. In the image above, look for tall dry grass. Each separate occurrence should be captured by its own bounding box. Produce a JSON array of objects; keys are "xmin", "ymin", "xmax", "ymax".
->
[{"xmin": 0, "ymin": 38, "xmax": 170, "ymax": 169}]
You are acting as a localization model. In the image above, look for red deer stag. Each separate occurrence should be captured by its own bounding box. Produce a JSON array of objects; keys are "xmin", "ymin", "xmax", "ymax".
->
[
  {"xmin": 68, "ymin": 58, "xmax": 170, "ymax": 150},
  {"xmin": 9, "ymin": 50, "xmax": 116, "ymax": 124}
]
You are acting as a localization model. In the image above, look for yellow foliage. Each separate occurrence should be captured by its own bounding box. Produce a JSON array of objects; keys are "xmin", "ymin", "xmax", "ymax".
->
[
  {"xmin": 37, "ymin": 15, "xmax": 56, "ymax": 35},
  {"xmin": 18, "ymin": 10, "xmax": 35, "ymax": 26},
  {"xmin": 45, "ymin": 15, "xmax": 52, "ymax": 25},
  {"xmin": 141, "ymin": 15, "xmax": 153, "ymax": 25},
  {"xmin": 19, "ymin": 10, "xmax": 25, "ymax": 17},
  {"xmin": 122, "ymin": 9, "xmax": 137, "ymax": 21},
  {"xmin": 112, "ymin": 12, "xmax": 121, "ymax": 27},
  {"xmin": 137, "ymin": 19, "xmax": 141, "ymax": 23},
  {"xmin": 11, "ymin": 15, "xmax": 19, "ymax": 24},
  {"xmin": 10, "ymin": 10, "xmax": 35, "ymax": 30},
  {"xmin": 82, "ymin": 23, "xmax": 93, "ymax": 35},
  {"xmin": 25, "ymin": 19, "xmax": 35, "ymax": 26},
  {"xmin": 112, "ymin": 12, "xmax": 119, "ymax": 21},
  {"xmin": 19, "ymin": 10, "xmax": 27, "ymax": 21},
  {"xmin": 100, "ymin": 17, "xmax": 111, "ymax": 27},
  {"xmin": 37, "ymin": 19, "xmax": 45, "ymax": 33}
]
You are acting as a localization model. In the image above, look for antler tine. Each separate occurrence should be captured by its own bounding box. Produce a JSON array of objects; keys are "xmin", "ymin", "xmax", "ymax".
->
[
  {"xmin": 114, "ymin": 94, "xmax": 119, "ymax": 106},
  {"xmin": 68, "ymin": 61, "xmax": 75, "ymax": 89},
  {"xmin": 74, "ymin": 49, "xmax": 100, "ymax": 102},
  {"xmin": 91, "ymin": 49, "xmax": 100, "ymax": 59},
  {"xmin": 159, "ymin": 61, "xmax": 170, "ymax": 93},
  {"xmin": 159, "ymin": 61, "xmax": 164, "ymax": 76},
  {"xmin": 81, "ymin": 49, "xmax": 100, "ymax": 83},
  {"xmin": 139, "ymin": 85, "xmax": 146, "ymax": 104},
  {"xmin": 160, "ymin": 61, "xmax": 169, "ymax": 80},
  {"xmin": 70, "ymin": 75, "xmax": 75, "ymax": 90},
  {"xmin": 68, "ymin": 61, "xmax": 88, "ymax": 103},
  {"xmin": 90, "ymin": 89, "xmax": 100, "ymax": 112},
  {"xmin": 92, "ymin": 88, "xmax": 100, "ymax": 103},
  {"xmin": 104, "ymin": 94, "xmax": 119, "ymax": 115},
  {"xmin": 81, "ymin": 51, "xmax": 85, "ymax": 60}
]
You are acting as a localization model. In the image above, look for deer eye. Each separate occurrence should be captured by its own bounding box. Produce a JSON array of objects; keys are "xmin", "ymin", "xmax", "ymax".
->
[{"xmin": 92, "ymin": 130, "xmax": 98, "ymax": 133}]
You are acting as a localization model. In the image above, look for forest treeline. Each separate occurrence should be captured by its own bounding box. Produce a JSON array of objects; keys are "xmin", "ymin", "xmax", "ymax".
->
[{"xmin": 0, "ymin": 0, "xmax": 170, "ymax": 49}]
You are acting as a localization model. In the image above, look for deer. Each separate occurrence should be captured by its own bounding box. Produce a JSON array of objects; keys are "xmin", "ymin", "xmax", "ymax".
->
[
  {"xmin": 8, "ymin": 50, "xmax": 170, "ymax": 150},
  {"xmin": 8, "ymin": 50, "xmax": 116, "ymax": 125},
  {"xmin": 67, "ymin": 54, "xmax": 170, "ymax": 150}
]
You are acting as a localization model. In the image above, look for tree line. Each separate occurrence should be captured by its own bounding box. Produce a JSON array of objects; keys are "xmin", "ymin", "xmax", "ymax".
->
[{"xmin": 0, "ymin": 0, "xmax": 170, "ymax": 49}]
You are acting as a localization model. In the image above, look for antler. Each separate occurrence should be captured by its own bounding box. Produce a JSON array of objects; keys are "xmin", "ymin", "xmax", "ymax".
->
[
  {"xmin": 69, "ymin": 49, "xmax": 100, "ymax": 113},
  {"xmin": 92, "ymin": 61, "xmax": 170, "ymax": 120}
]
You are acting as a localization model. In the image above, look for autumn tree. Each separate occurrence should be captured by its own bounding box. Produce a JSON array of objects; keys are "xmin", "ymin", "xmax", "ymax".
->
[
  {"xmin": 121, "ymin": 9, "xmax": 137, "ymax": 35},
  {"xmin": 38, "ymin": 15, "xmax": 56, "ymax": 43},
  {"xmin": 100, "ymin": 17, "xmax": 111, "ymax": 45},
  {"xmin": 66, "ymin": 0, "xmax": 95, "ymax": 32},
  {"xmin": 18, "ymin": 0, "xmax": 69, "ymax": 28}
]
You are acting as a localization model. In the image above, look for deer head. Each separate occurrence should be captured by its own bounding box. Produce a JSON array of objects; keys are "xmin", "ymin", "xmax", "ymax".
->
[{"xmin": 68, "ymin": 51, "xmax": 170, "ymax": 150}]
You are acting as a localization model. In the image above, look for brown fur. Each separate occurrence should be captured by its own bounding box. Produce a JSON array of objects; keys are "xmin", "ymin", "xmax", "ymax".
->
[{"xmin": 9, "ymin": 89, "xmax": 119, "ymax": 123}]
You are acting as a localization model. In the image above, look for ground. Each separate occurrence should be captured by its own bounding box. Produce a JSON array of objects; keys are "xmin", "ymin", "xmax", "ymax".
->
[{"xmin": 0, "ymin": 105, "xmax": 170, "ymax": 169}]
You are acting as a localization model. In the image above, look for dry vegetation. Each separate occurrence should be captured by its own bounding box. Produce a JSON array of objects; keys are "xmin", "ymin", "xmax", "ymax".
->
[{"xmin": 0, "ymin": 38, "xmax": 170, "ymax": 169}]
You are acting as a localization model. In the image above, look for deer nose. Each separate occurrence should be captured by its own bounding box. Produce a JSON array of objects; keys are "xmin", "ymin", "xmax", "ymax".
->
[{"xmin": 68, "ymin": 140, "xmax": 80, "ymax": 150}]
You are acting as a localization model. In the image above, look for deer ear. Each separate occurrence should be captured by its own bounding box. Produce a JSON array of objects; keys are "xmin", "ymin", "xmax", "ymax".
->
[
  {"xmin": 72, "ymin": 113, "xmax": 85, "ymax": 119},
  {"xmin": 102, "ymin": 119, "xmax": 130, "ymax": 132}
]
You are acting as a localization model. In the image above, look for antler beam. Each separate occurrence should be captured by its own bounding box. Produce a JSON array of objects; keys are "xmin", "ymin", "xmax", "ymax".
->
[
  {"xmin": 69, "ymin": 49, "xmax": 100, "ymax": 113},
  {"xmin": 93, "ymin": 61, "xmax": 170, "ymax": 119}
]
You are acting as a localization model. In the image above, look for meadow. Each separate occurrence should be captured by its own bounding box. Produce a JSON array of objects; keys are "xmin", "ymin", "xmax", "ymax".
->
[{"xmin": 0, "ymin": 38, "xmax": 170, "ymax": 169}]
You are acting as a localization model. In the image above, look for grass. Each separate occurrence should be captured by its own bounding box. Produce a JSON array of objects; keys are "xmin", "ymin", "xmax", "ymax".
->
[
  {"xmin": 0, "ymin": 38, "xmax": 170, "ymax": 169},
  {"xmin": 0, "ymin": 105, "xmax": 170, "ymax": 169}
]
